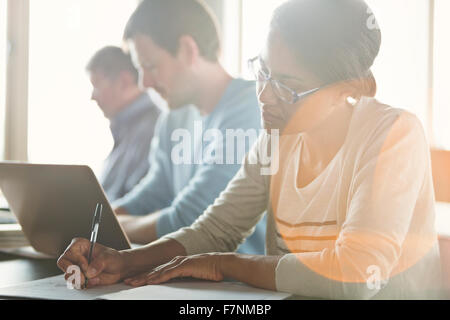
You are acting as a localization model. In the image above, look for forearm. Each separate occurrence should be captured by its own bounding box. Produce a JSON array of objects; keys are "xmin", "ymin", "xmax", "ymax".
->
[
  {"xmin": 118, "ymin": 211, "xmax": 160, "ymax": 244},
  {"xmin": 219, "ymin": 253, "xmax": 282, "ymax": 291},
  {"xmin": 121, "ymin": 237, "xmax": 187, "ymax": 278}
]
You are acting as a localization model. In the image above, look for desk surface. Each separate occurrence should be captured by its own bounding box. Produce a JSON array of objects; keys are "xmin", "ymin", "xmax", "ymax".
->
[{"xmin": 0, "ymin": 253, "xmax": 61, "ymax": 288}]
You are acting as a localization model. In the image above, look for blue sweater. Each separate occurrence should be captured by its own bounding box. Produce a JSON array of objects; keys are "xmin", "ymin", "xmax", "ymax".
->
[{"xmin": 114, "ymin": 79, "xmax": 266, "ymax": 255}]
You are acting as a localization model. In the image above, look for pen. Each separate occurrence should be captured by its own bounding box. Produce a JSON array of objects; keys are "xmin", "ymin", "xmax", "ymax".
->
[{"xmin": 85, "ymin": 202, "xmax": 103, "ymax": 289}]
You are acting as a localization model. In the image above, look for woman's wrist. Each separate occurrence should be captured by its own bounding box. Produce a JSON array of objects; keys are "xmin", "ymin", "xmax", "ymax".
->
[
  {"xmin": 216, "ymin": 252, "xmax": 239, "ymax": 280},
  {"xmin": 119, "ymin": 238, "xmax": 188, "ymax": 278},
  {"xmin": 119, "ymin": 245, "xmax": 160, "ymax": 278},
  {"xmin": 119, "ymin": 249, "xmax": 139, "ymax": 278},
  {"xmin": 216, "ymin": 253, "xmax": 281, "ymax": 291}
]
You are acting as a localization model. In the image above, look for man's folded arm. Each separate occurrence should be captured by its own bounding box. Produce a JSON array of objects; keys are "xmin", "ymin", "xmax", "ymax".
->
[{"xmin": 113, "ymin": 115, "xmax": 173, "ymax": 215}]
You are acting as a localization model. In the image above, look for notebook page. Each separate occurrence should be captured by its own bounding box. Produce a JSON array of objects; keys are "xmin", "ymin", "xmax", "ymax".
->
[
  {"xmin": 0, "ymin": 275, "xmax": 132, "ymax": 300},
  {"xmin": 99, "ymin": 280, "xmax": 291, "ymax": 300}
]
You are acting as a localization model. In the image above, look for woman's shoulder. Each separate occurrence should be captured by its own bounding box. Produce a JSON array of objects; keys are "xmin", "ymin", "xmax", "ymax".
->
[
  {"xmin": 343, "ymin": 97, "xmax": 430, "ymax": 170},
  {"xmin": 352, "ymin": 97, "xmax": 426, "ymax": 144}
]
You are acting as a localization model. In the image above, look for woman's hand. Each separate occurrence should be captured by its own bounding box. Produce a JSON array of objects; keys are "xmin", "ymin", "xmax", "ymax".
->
[
  {"xmin": 123, "ymin": 253, "xmax": 224, "ymax": 287},
  {"xmin": 57, "ymin": 238, "xmax": 130, "ymax": 288}
]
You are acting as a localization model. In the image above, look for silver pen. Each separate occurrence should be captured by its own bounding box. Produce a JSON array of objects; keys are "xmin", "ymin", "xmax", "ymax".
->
[{"xmin": 85, "ymin": 203, "xmax": 103, "ymax": 288}]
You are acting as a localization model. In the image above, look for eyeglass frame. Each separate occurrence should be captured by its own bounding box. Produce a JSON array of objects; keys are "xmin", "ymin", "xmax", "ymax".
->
[{"xmin": 248, "ymin": 56, "xmax": 321, "ymax": 104}]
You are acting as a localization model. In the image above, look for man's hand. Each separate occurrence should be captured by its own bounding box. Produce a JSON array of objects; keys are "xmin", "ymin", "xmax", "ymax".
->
[{"xmin": 57, "ymin": 238, "xmax": 130, "ymax": 288}]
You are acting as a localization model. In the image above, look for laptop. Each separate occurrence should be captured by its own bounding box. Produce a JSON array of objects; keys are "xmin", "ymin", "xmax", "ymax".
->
[{"xmin": 0, "ymin": 162, "xmax": 131, "ymax": 257}]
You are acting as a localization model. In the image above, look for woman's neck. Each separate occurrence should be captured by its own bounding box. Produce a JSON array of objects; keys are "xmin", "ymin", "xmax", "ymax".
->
[{"xmin": 302, "ymin": 100, "xmax": 354, "ymax": 164}]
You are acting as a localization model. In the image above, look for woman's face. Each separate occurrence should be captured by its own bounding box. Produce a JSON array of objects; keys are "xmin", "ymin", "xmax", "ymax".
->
[{"xmin": 258, "ymin": 30, "xmax": 339, "ymax": 135}]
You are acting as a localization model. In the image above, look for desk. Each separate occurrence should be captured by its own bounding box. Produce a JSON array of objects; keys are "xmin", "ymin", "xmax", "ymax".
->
[{"xmin": 0, "ymin": 252, "xmax": 61, "ymax": 288}]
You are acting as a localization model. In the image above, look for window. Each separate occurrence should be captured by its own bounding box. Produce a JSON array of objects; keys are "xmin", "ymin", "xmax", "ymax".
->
[
  {"xmin": 15, "ymin": 0, "xmax": 450, "ymax": 172},
  {"xmin": 240, "ymin": 0, "xmax": 282, "ymax": 78},
  {"xmin": 0, "ymin": 0, "xmax": 7, "ymax": 160},
  {"xmin": 366, "ymin": 0, "xmax": 430, "ymax": 135},
  {"xmin": 433, "ymin": 0, "xmax": 450, "ymax": 150},
  {"xmin": 28, "ymin": 0, "xmax": 138, "ymax": 174}
]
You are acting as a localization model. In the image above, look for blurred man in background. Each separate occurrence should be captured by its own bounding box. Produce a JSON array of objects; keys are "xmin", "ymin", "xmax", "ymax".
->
[
  {"xmin": 113, "ymin": 0, "xmax": 266, "ymax": 254},
  {"xmin": 87, "ymin": 46, "xmax": 161, "ymax": 202}
]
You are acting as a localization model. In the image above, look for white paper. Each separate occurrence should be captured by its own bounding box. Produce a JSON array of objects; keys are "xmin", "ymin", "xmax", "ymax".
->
[
  {"xmin": 99, "ymin": 280, "xmax": 291, "ymax": 300},
  {"xmin": 0, "ymin": 275, "xmax": 132, "ymax": 300},
  {"xmin": 0, "ymin": 275, "xmax": 291, "ymax": 300}
]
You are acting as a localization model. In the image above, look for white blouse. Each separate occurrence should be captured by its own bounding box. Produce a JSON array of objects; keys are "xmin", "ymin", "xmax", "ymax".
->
[
  {"xmin": 165, "ymin": 97, "xmax": 444, "ymax": 299},
  {"xmin": 274, "ymin": 134, "xmax": 341, "ymax": 255}
]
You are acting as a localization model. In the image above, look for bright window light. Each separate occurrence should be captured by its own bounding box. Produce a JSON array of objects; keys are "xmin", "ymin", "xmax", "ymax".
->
[
  {"xmin": 433, "ymin": 0, "xmax": 450, "ymax": 150},
  {"xmin": 0, "ymin": 0, "xmax": 6, "ymax": 160},
  {"xmin": 240, "ymin": 0, "xmax": 283, "ymax": 78},
  {"xmin": 28, "ymin": 0, "xmax": 138, "ymax": 174},
  {"xmin": 366, "ymin": 0, "xmax": 430, "ymax": 134}
]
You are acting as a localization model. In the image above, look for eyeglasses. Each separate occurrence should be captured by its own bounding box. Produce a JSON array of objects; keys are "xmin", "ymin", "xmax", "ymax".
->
[{"xmin": 248, "ymin": 56, "xmax": 320, "ymax": 104}]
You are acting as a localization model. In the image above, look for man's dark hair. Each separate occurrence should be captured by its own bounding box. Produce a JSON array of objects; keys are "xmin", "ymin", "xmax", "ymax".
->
[
  {"xmin": 124, "ymin": 0, "xmax": 221, "ymax": 62},
  {"xmin": 86, "ymin": 46, "xmax": 139, "ymax": 83}
]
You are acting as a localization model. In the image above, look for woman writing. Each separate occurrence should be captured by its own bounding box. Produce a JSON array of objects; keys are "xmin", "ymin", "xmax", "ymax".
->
[{"xmin": 57, "ymin": 0, "xmax": 442, "ymax": 299}]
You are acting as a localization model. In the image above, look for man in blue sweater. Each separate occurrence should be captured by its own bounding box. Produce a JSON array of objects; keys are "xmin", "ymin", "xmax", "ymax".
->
[{"xmin": 113, "ymin": 0, "xmax": 266, "ymax": 255}]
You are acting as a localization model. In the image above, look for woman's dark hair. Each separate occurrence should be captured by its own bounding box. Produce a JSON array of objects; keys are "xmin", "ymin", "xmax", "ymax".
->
[
  {"xmin": 123, "ymin": 0, "xmax": 221, "ymax": 63},
  {"xmin": 86, "ymin": 46, "xmax": 139, "ymax": 83},
  {"xmin": 271, "ymin": 0, "xmax": 382, "ymax": 98}
]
